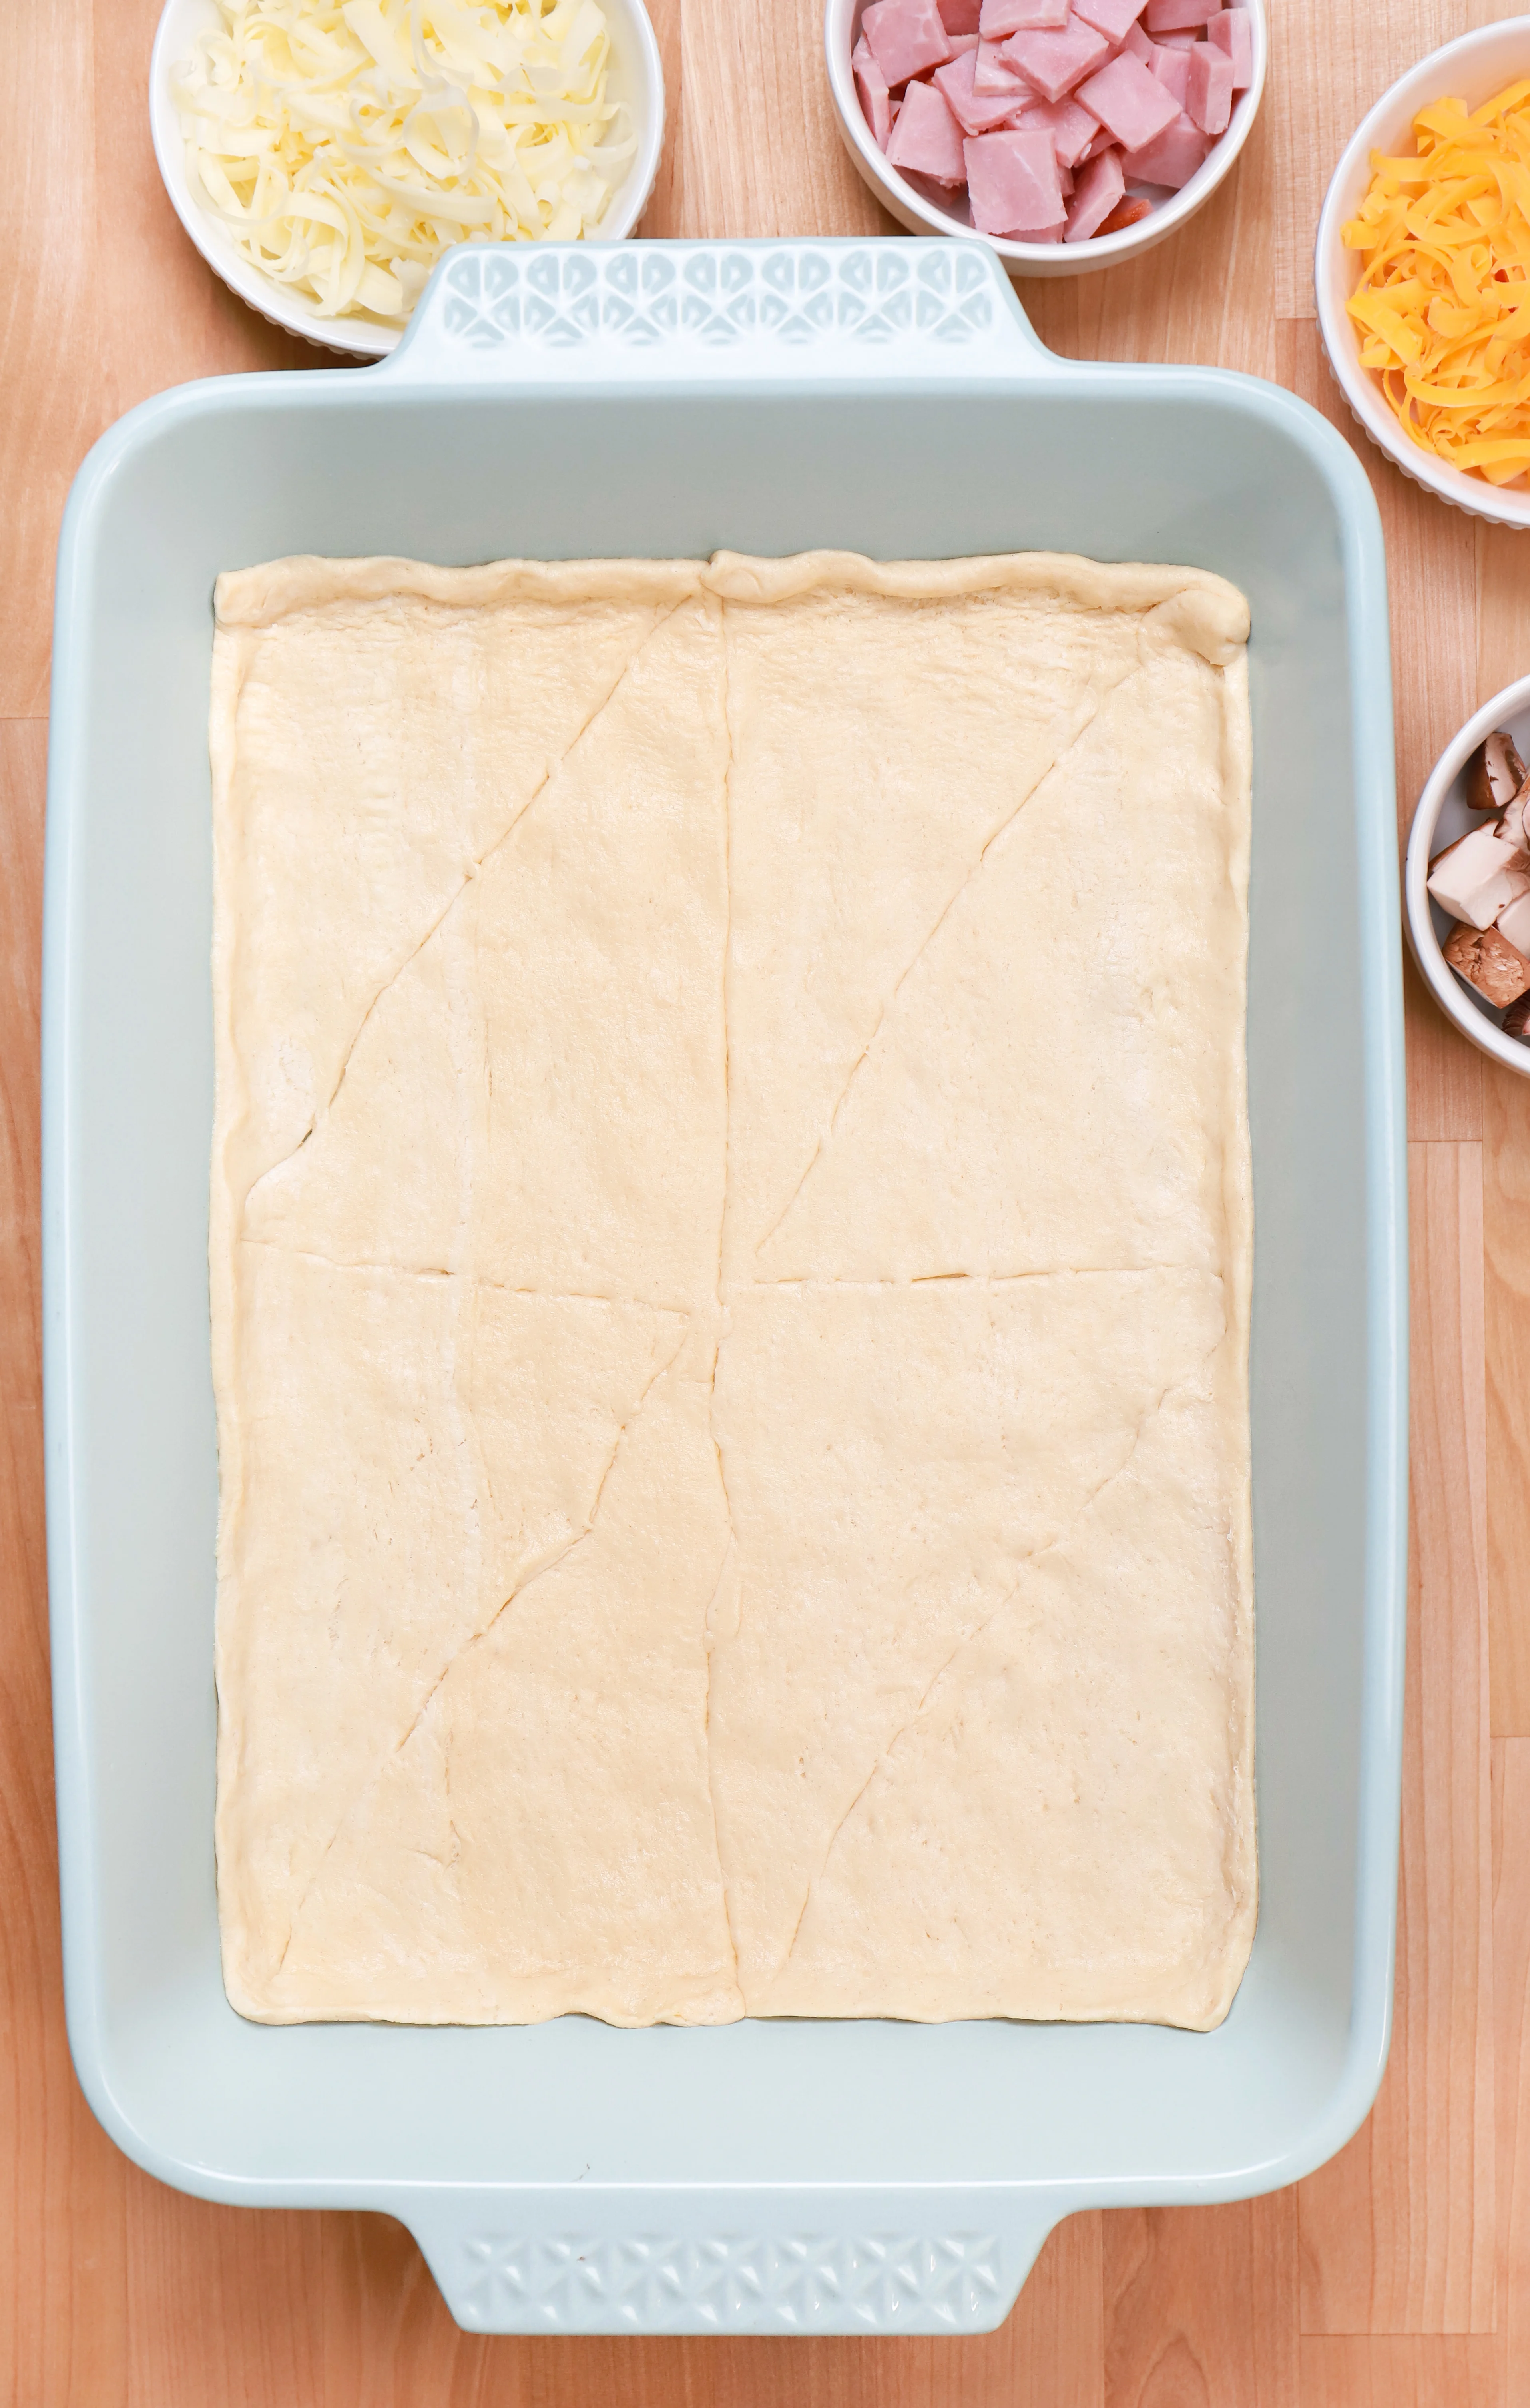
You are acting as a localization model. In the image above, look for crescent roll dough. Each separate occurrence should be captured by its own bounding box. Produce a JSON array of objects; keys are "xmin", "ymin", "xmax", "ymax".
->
[{"xmin": 209, "ymin": 549, "xmax": 1255, "ymax": 2031}]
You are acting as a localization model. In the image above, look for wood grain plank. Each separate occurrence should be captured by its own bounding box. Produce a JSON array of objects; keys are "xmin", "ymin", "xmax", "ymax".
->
[
  {"xmin": 1484, "ymin": 1069, "xmax": 1530, "ymax": 1736},
  {"xmin": 124, "ymin": 2190, "xmax": 324, "ymax": 2408},
  {"xmin": 1100, "ymin": 2193, "xmax": 1297, "ymax": 2408},
  {"xmin": 1476, "ymin": 526, "xmax": 1530, "ymax": 710},
  {"xmin": 0, "ymin": 723, "xmax": 131, "ymax": 2408},
  {"xmin": 675, "ymin": 0, "xmax": 888, "ymax": 239},
  {"xmin": 1299, "ymin": 1141, "xmax": 1494, "ymax": 2333},
  {"xmin": 1401, "ymin": 949, "xmax": 1486, "ymax": 1143},
  {"xmin": 1272, "ymin": 0, "xmax": 1504, "ymax": 321},
  {"xmin": 1493, "ymin": 1739, "xmax": 1530, "ymax": 2402},
  {"xmin": 636, "ymin": 0, "xmax": 684, "ymax": 239},
  {"xmin": 0, "ymin": 1, "xmax": 106, "ymax": 714},
  {"xmin": 1278, "ymin": 320, "xmax": 1484, "ymax": 1140},
  {"xmin": 1300, "ymin": 2336, "xmax": 1502, "ymax": 2405}
]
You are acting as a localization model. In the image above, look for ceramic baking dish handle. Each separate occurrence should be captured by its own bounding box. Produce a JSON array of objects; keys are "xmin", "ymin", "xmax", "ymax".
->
[
  {"xmin": 378, "ymin": 235, "xmax": 1065, "ymax": 387},
  {"xmin": 403, "ymin": 2189, "xmax": 1073, "ymax": 2336}
]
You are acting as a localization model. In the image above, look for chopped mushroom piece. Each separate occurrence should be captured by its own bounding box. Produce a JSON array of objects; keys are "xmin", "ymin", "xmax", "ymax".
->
[
  {"xmin": 1428, "ymin": 823, "xmax": 1530, "ymax": 929},
  {"xmin": 1498, "ymin": 794, "xmax": 1530, "ymax": 849},
  {"xmin": 1466, "ymin": 728, "xmax": 1528, "ymax": 814},
  {"xmin": 1443, "ymin": 919, "xmax": 1530, "ymax": 1008}
]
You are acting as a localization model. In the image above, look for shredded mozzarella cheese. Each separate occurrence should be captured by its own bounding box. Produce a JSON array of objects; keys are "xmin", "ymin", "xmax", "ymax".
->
[
  {"xmin": 173, "ymin": 0, "xmax": 636, "ymax": 325},
  {"xmin": 1343, "ymin": 80, "xmax": 1530, "ymax": 487}
]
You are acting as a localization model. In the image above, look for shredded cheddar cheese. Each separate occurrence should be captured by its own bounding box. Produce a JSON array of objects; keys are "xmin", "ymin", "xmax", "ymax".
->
[
  {"xmin": 1343, "ymin": 79, "xmax": 1530, "ymax": 486},
  {"xmin": 173, "ymin": 0, "xmax": 636, "ymax": 327}
]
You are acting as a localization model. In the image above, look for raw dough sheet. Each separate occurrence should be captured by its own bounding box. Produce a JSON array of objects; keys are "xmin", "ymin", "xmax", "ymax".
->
[{"xmin": 210, "ymin": 548, "xmax": 1255, "ymax": 2031}]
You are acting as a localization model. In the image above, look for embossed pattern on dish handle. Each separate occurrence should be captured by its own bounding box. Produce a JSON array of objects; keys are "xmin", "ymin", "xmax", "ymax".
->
[
  {"xmin": 404, "ymin": 2196, "xmax": 1058, "ymax": 2334},
  {"xmin": 380, "ymin": 237, "xmax": 1060, "ymax": 384}
]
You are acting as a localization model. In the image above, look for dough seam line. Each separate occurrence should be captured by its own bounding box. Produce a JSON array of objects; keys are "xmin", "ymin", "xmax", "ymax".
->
[
  {"xmin": 751, "ymin": 1266, "xmax": 1220, "ymax": 1288},
  {"xmin": 241, "ymin": 1236, "xmax": 1218, "ymax": 1296},
  {"xmin": 238, "ymin": 1236, "xmax": 693, "ymax": 1316}
]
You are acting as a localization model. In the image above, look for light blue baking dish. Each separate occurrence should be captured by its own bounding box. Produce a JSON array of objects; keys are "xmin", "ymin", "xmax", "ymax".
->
[{"xmin": 44, "ymin": 238, "xmax": 1406, "ymax": 2336}]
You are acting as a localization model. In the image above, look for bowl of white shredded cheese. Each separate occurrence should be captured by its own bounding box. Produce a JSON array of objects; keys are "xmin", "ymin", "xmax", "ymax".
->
[{"xmin": 150, "ymin": 0, "xmax": 665, "ymax": 355}]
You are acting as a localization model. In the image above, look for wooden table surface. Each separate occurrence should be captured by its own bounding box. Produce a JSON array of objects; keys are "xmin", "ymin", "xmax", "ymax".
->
[{"xmin": 4, "ymin": 0, "xmax": 1530, "ymax": 2398}]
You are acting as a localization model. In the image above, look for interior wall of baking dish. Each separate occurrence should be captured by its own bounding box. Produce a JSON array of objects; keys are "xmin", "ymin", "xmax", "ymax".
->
[{"xmin": 52, "ymin": 371, "xmax": 1384, "ymax": 2202}]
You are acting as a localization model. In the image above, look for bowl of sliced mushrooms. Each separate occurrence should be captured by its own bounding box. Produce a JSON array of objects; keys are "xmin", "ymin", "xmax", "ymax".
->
[{"xmin": 1408, "ymin": 675, "xmax": 1530, "ymax": 1074}]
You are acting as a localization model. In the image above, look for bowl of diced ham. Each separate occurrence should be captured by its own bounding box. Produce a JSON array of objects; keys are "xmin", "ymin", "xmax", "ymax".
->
[
  {"xmin": 1407, "ymin": 675, "xmax": 1530, "ymax": 1076},
  {"xmin": 824, "ymin": 0, "xmax": 1264, "ymax": 270}
]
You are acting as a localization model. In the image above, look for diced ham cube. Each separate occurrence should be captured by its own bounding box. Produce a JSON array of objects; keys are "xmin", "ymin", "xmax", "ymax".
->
[
  {"xmin": 978, "ymin": 0, "xmax": 1066, "ymax": 32},
  {"xmin": 886, "ymin": 75, "xmax": 968, "ymax": 177},
  {"xmin": 1015, "ymin": 90, "xmax": 1100, "ymax": 167},
  {"xmin": 1072, "ymin": 0, "xmax": 1148, "ymax": 39},
  {"xmin": 974, "ymin": 34, "xmax": 1027, "ymax": 89},
  {"xmin": 964, "ymin": 124, "xmax": 1066, "ymax": 229},
  {"xmin": 1065, "ymin": 141, "xmax": 1126, "ymax": 238},
  {"xmin": 1207, "ymin": 6, "xmax": 1253, "ymax": 88},
  {"xmin": 1144, "ymin": 0, "xmax": 1216, "ymax": 27},
  {"xmin": 1149, "ymin": 42, "xmax": 1190, "ymax": 103},
  {"xmin": 948, "ymin": 29, "xmax": 981, "ymax": 48},
  {"xmin": 936, "ymin": 45, "xmax": 1037, "ymax": 130},
  {"xmin": 1185, "ymin": 41, "xmax": 1233, "ymax": 133},
  {"xmin": 1001, "ymin": 14, "xmax": 1112, "ymax": 102},
  {"xmin": 1076, "ymin": 50, "xmax": 1180, "ymax": 148},
  {"xmin": 862, "ymin": 0, "xmax": 953, "ymax": 87},
  {"xmin": 937, "ymin": 0, "xmax": 984, "ymax": 28},
  {"xmin": 1119, "ymin": 20, "xmax": 1154, "ymax": 57},
  {"xmin": 853, "ymin": 36, "xmax": 895, "ymax": 146},
  {"xmin": 1155, "ymin": 28, "xmax": 1197, "ymax": 43},
  {"xmin": 1120, "ymin": 107, "xmax": 1208, "ymax": 185}
]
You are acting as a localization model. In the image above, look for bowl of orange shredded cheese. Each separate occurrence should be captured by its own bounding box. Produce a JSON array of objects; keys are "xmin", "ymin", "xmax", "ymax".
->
[{"xmin": 1317, "ymin": 20, "xmax": 1530, "ymax": 528}]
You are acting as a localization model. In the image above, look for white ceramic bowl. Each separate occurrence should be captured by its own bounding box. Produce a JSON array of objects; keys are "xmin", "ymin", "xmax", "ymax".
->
[
  {"xmin": 1406, "ymin": 676, "xmax": 1530, "ymax": 1077},
  {"xmin": 1316, "ymin": 19, "xmax": 1530, "ymax": 529},
  {"xmin": 823, "ymin": 0, "xmax": 1266, "ymax": 279},
  {"xmin": 149, "ymin": 0, "xmax": 665, "ymax": 359}
]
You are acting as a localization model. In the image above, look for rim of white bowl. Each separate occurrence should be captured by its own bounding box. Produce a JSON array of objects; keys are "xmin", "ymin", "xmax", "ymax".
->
[
  {"xmin": 149, "ymin": 0, "xmax": 666, "ymax": 360},
  {"xmin": 1315, "ymin": 19, "xmax": 1530, "ymax": 530},
  {"xmin": 822, "ymin": 0, "xmax": 1267, "ymax": 280},
  {"xmin": 1406, "ymin": 674, "xmax": 1530, "ymax": 1077}
]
